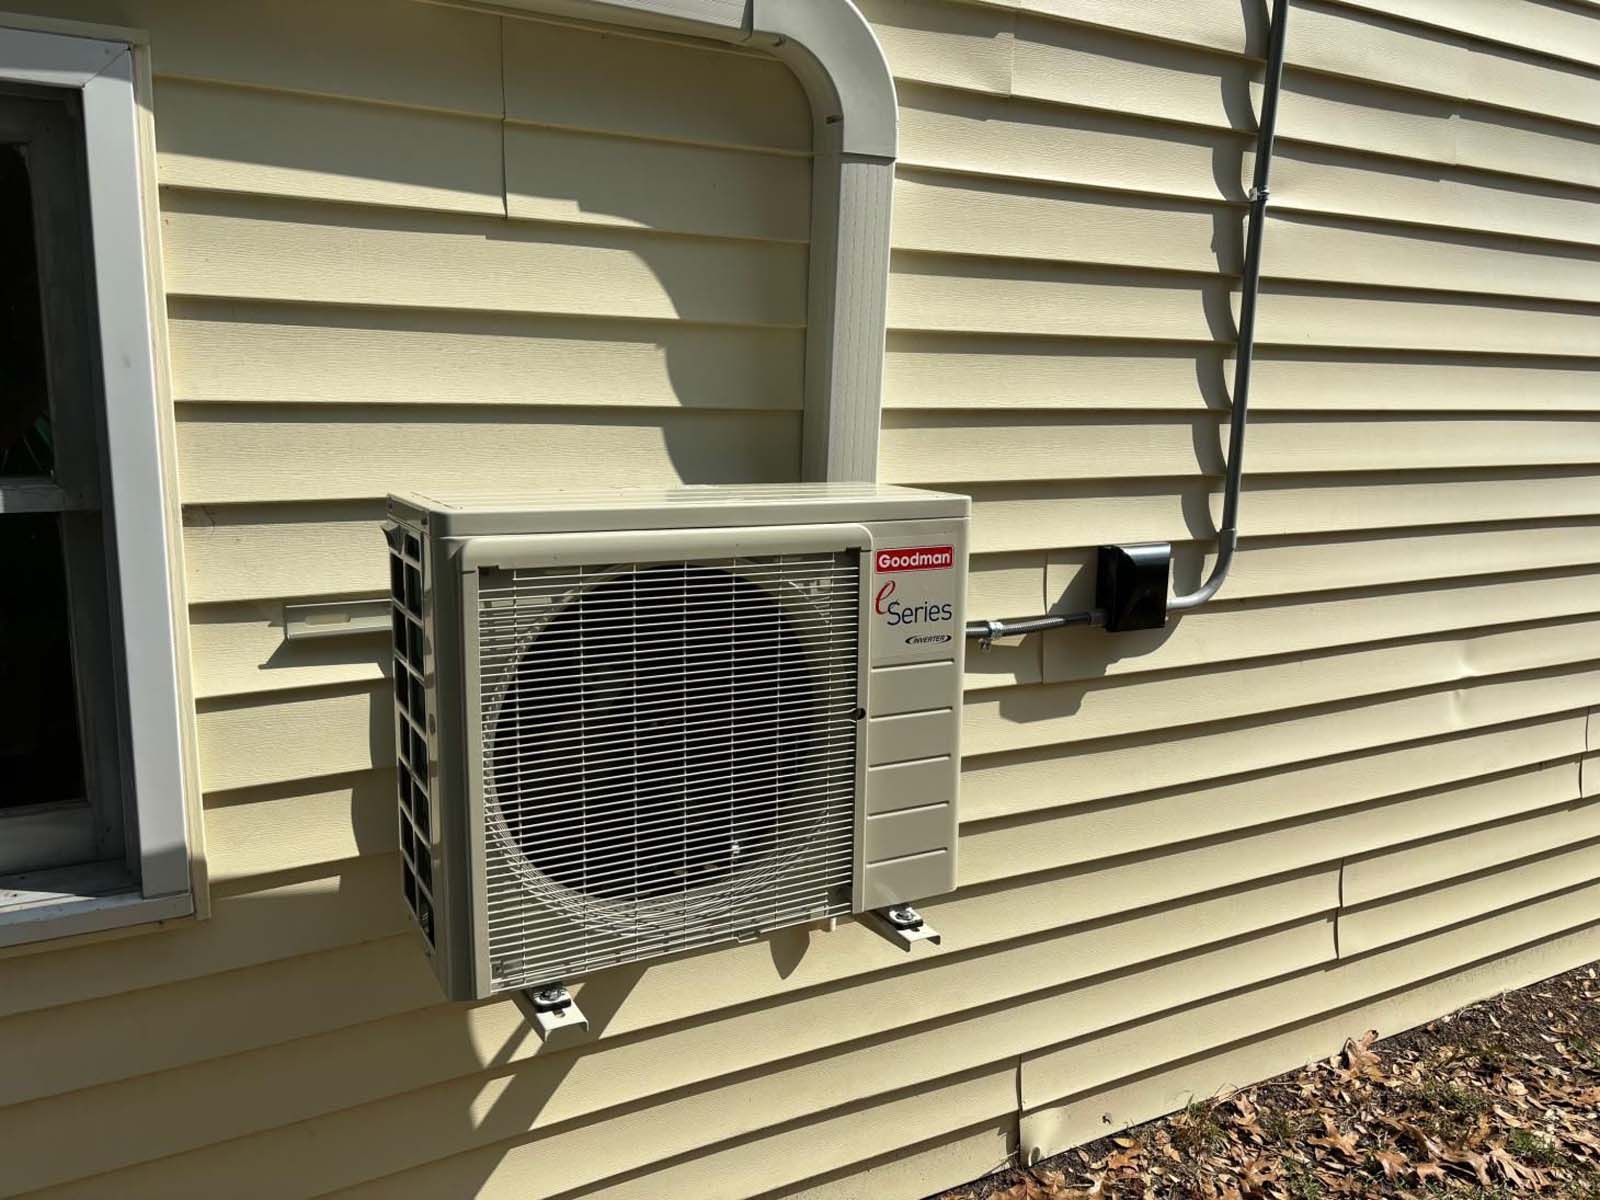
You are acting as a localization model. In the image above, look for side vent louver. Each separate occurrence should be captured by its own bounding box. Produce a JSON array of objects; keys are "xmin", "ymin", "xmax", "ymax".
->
[{"xmin": 388, "ymin": 526, "xmax": 434, "ymax": 946}]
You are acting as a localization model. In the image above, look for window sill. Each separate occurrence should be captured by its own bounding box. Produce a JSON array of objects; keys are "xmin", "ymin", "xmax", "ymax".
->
[{"xmin": 0, "ymin": 860, "xmax": 192, "ymax": 949}]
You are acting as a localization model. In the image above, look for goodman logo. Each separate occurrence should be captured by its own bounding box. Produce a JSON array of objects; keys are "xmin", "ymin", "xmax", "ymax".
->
[{"xmin": 874, "ymin": 545, "xmax": 954, "ymax": 573}]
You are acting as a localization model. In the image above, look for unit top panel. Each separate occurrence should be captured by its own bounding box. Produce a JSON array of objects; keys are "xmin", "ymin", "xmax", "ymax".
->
[{"xmin": 390, "ymin": 483, "xmax": 969, "ymax": 537}]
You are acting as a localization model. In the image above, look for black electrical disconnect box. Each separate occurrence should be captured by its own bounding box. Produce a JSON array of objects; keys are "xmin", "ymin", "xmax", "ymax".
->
[{"xmin": 1096, "ymin": 543, "xmax": 1172, "ymax": 632}]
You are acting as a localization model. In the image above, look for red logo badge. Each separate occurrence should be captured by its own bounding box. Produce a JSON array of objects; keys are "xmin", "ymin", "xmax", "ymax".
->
[{"xmin": 874, "ymin": 546, "xmax": 954, "ymax": 573}]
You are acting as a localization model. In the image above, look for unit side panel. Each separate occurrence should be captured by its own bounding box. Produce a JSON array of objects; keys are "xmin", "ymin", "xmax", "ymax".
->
[{"xmin": 860, "ymin": 515, "xmax": 968, "ymax": 908}]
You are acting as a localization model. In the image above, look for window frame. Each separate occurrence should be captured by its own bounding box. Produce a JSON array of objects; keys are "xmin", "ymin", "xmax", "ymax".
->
[{"xmin": 0, "ymin": 23, "xmax": 195, "ymax": 946}]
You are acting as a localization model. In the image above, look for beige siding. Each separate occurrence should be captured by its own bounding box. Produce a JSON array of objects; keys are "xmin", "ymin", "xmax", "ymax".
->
[{"xmin": 3, "ymin": 0, "xmax": 1600, "ymax": 1198}]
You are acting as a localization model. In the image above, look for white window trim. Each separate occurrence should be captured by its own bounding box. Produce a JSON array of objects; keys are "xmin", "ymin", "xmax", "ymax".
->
[{"xmin": 0, "ymin": 23, "xmax": 195, "ymax": 947}]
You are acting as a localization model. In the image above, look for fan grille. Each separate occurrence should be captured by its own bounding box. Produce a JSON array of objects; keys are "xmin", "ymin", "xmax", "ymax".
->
[{"xmin": 478, "ymin": 553, "xmax": 860, "ymax": 990}]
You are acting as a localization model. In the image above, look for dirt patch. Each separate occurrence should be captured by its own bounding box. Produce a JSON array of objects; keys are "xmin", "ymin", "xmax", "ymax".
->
[{"xmin": 929, "ymin": 961, "xmax": 1600, "ymax": 1199}]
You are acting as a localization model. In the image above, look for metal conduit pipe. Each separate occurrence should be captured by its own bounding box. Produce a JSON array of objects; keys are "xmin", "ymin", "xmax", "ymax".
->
[
  {"xmin": 965, "ymin": 0, "xmax": 1290, "ymax": 641},
  {"xmin": 1168, "ymin": 0, "xmax": 1290, "ymax": 613},
  {"xmin": 966, "ymin": 609, "xmax": 1103, "ymax": 643}
]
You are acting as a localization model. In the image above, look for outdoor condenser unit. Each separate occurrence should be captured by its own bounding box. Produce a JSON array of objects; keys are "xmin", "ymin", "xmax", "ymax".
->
[{"xmin": 386, "ymin": 484, "xmax": 969, "ymax": 1005}]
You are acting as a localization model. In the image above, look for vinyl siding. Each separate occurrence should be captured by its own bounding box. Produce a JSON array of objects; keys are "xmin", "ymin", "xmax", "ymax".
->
[{"xmin": 2, "ymin": 0, "xmax": 1599, "ymax": 1197}]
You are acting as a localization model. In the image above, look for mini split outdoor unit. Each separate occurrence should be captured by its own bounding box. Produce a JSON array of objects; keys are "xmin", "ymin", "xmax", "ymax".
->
[{"xmin": 386, "ymin": 484, "xmax": 969, "ymax": 1013}]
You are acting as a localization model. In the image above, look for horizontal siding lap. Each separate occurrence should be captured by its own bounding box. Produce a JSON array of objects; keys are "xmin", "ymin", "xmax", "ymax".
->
[
  {"xmin": 764, "ymin": 1120, "xmax": 1015, "ymax": 1200},
  {"xmin": 963, "ymin": 665, "xmax": 1600, "ymax": 828},
  {"xmin": 37, "ymin": 883, "xmax": 1600, "ymax": 1199},
  {"xmin": 7, "ymin": 917, "xmax": 1336, "ymax": 1198},
  {"xmin": 502, "ymin": 17, "xmax": 811, "ymax": 154},
  {"xmin": 887, "ymin": 340, "xmax": 1600, "ymax": 412},
  {"xmin": 962, "ymin": 759, "xmax": 1581, "ymax": 893},
  {"xmin": 168, "ymin": 302, "xmax": 807, "ymax": 412},
  {"xmin": 964, "ymin": 616, "xmax": 1600, "ymax": 756},
  {"xmin": 45, "ymin": 0, "xmax": 505, "ymax": 115},
  {"xmin": 504, "ymin": 123, "xmax": 810, "ymax": 242},
  {"xmin": 160, "ymin": 192, "xmax": 809, "ymax": 328},
  {"xmin": 0, "ymin": 853, "xmax": 406, "ymax": 1021},
  {"xmin": 1021, "ymin": 0, "xmax": 1257, "ymax": 59},
  {"xmin": 1274, "ymin": 72, "xmax": 1600, "ymax": 194},
  {"xmin": 880, "ymin": 414, "xmax": 1600, "ymax": 483},
  {"xmin": 152, "ymin": 77, "xmax": 505, "ymax": 216},
  {"xmin": 1267, "ymin": 143, "xmax": 1600, "ymax": 251},
  {"xmin": 890, "ymin": 168, "xmax": 1240, "ymax": 275},
  {"xmin": 1264, "ymin": 212, "xmax": 1600, "ymax": 304},
  {"xmin": 0, "ymin": 934, "xmax": 431, "ymax": 1110},
  {"xmin": 896, "ymin": 82, "xmax": 1248, "ymax": 204},
  {"xmin": 1020, "ymin": 880, "xmax": 1600, "ymax": 1113},
  {"xmin": 858, "ymin": 0, "xmax": 1017, "ymax": 96},
  {"xmin": 884, "ymin": 3, "xmax": 1600, "ymax": 198},
  {"xmin": 323, "ymin": 1070, "xmax": 1020, "ymax": 1200},
  {"xmin": 1040, "ymin": 569, "xmax": 1600, "ymax": 684},
  {"xmin": 1343, "ymin": 795, "xmax": 1600, "ymax": 907},
  {"xmin": 180, "ymin": 501, "xmax": 384, "ymax": 604},
  {"xmin": 888, "ymin": 256, "xmax": 1600, "ymax": 355},
  {"xmin": 174, "ymin": 406, "xmax": 801, "ymax": 505},
  {"xmin": 963, "ymin": 713, "xmax": 1585, "ymax": 846},
  {"xmin": 1009, "ymin": 13, "xmax": 1251, "ymax": 132},
  {"xmin": 1045, "ymin": 521, "xmax": 1600, "ymax": 610},
  {"xmin": 891, "ymin": 168, "xmax": 1600, "ymax": 299},
  {"xmin": 202, "ymin": 771, "xmax": 395, "ymax": 883},
  {"xmin": 1329, "ymin": 0, "xmax": 1600, "ymax": 70},
  {"xmin": 1288, "ymin": 0, "xmax": 1600, "ymax": 133},
  {"xmin": 889, "ymin": 254, "xmax": 1232, "ymax": 342},
  {"xmin": 963, "ymin": 471, "xmax": 1600, "ymax": 553},
  {"xmin": 1021, "ymin": 919, "xmax": 1600, "ymax": 1158},
  {"xmin": 4, "ymin": 828, "xmax": 1327, "ymax": 1118},
  {"xmin": 1339, "ymin": 834, "xmax": 1600, "ymax": 956}
]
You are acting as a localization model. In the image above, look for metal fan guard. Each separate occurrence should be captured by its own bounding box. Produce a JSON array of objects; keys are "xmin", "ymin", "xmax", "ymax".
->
[{"xmin": 481, "ymin": 559, "xmax": 846, "ymax": 939}]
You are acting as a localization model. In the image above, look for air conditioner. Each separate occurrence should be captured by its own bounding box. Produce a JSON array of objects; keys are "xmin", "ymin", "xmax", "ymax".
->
[{"xmin": 386, "ymin": 484, "xmax": 969, "ymax": 1007}]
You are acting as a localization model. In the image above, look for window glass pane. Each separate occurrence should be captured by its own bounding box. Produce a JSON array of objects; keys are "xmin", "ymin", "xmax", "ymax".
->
[
  {"xmin": 0, "ymin": 514, "xmax": 86, "ymax": 808},
  {"xmin": 0, "ymin": 141, "xmax": 52, "ymax": 477}
]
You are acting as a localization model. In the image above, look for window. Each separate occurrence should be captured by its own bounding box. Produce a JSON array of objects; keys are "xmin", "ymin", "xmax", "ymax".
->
[{"xmin": 0, "ymin": 25, "xmax": 193, "ymax": 945}]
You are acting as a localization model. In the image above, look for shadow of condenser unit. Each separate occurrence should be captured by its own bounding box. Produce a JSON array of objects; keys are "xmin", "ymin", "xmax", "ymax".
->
[{"xmin": 386, "ymin": 484, "xmax": 968, "ymax": 1033}]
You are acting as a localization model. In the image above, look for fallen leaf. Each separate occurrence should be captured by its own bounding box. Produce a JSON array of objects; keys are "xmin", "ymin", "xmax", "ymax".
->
[
  {"xmin": 1307, "ymin": 1115, "xmax": 1362, "ymax": 1161},
  {"xmin": 1373, "ymin": 1149, "xmax": 1408, "ymax": 1180}
]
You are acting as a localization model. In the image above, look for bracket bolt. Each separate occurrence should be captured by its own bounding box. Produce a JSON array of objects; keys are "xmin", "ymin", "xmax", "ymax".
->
[
  {"xmin": 532, "ymin": 984, "xmax": 572, "ymax": 1013},
  {"xmin": 885, "ymin": 905, "xmax": 924, "ymax": 931}
]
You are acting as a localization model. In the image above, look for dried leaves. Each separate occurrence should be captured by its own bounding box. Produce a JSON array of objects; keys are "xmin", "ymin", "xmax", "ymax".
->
[{"xmin": 935, "ymin": 964, "xmax": 1600, "ymax": 1200}]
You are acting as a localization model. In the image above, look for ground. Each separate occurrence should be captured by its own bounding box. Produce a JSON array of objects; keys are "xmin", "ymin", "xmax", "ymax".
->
[{"xmin": 929, "ymin": 962, "xmax": 1600, "ymax": 1200}]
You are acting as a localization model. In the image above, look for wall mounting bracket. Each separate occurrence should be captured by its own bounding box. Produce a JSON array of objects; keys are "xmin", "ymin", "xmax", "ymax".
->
[
  {"xmin": 865, "ymin": 903, "xmax": 941, "ymax": 952},
  {"xmin": 514, "ymin": 983, "xmax": 589, "ymax": 1047},
  {"xmin": 282, "ymin": 598, "xmax": 392, "ymax": 642}
]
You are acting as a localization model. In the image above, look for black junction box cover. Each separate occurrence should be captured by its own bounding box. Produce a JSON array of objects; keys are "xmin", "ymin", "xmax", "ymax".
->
[{"xmin": 1095, "ymin": 543, "xmax": 1171, "ymax": 633}]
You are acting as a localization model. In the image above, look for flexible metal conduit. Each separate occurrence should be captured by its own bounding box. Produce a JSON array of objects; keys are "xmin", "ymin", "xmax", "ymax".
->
[{"xmin": 965, "ymin": 0, "xmax": 1291, "ymax": 642}]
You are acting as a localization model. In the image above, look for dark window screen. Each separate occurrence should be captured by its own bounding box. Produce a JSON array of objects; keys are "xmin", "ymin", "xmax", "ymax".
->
[
  {"xmin": 0, "ymin": 141, "xmax": 51, "ymax": 477},
  {"xmin": 0, "ymin": 514, "xmax": 86, "ymax": 807}
]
